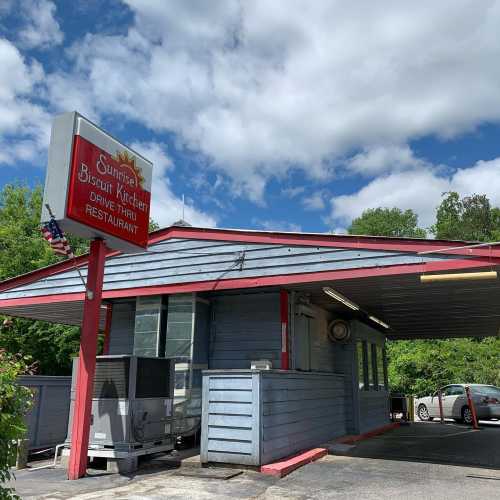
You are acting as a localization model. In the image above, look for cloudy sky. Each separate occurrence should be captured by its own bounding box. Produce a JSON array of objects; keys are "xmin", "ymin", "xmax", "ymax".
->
[{"xmin": 1, "ymin": 0, "xmax": 500, "ymax": 234}]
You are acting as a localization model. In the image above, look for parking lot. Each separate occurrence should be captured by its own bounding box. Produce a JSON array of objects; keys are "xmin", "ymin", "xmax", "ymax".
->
[
  {"xmin": 11, "ymin": 421, "xmax": 500, "ymax": 499},
  {"xmin": 333, "ymin": 421, "xmax": 500, "ymax": 469}
]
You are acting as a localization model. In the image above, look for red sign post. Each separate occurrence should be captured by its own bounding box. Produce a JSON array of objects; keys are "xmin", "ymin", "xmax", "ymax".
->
[
  {"xmin": 68, "ymin": 239, "xmax": 107, "ymax": 480},
  {"xmin": 42, "ymin": 112, "xmax": 153, "ymax": 480}
]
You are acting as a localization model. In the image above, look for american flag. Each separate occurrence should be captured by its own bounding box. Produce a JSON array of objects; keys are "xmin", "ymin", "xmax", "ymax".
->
[{"xmin": 41, "ymin": 218, "xmax": 75, "ymax": 258}]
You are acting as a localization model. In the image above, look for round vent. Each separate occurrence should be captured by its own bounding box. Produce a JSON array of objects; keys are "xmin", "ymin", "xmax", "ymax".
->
[{"xmin": 328, "ymin": 319, "xmax": 351, "ymax": 343}]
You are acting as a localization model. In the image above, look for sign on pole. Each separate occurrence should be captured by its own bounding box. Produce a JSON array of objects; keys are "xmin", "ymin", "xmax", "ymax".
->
[
  {"xmin": 41, "ymin": 112, "xmax": 153, "ymax": 479},
  {"xmin": 42, "ymin": 111, "xmax": 153, "ymax": 252}
]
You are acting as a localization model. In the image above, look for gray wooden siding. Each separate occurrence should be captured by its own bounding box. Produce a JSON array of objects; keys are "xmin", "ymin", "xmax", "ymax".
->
[
  {"xmin": 18, "ymin": 375, "xmax": 71, "ymax": 450},
  {"xmin": 333, "ymin": 341, "xmax": 357, "ymax": 434},
  {"xmin": 358, "ymin": 391, "xmax": 390, "ymax": 433},
  {"xmin": 209, "ymin": 292, "xmax": 281, "ymax": 369},
  {"xmin": 108, "ymin": 300, "xmax": 135, "ymax": 355},
  {"xmin": 261, "ymin": 371, "xmax": 345, "ymax": 464},
  {"xmin": 0, "ymin": 237, "xmax": 454, "ymax": 299},
  {"xmin": 200, "ymin": 371, "xmax": 261, "ymax": 466},
  {"xmin": 201, "ymin": 370, "xmax": 345, "ymax": 466}
]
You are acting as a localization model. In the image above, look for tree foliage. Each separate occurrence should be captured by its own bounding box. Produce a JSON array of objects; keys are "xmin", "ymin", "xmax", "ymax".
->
[
  {"xmin": 348, "ymin": 208, "xmax": 427, "ymax": 238},
  {"xmin": 0, "ymin": 184, "xmax": 89, "ymax": 282},
  {"xmin": 0, "ymin": 350, "xmax": 33, "ymax": 499},
  {"xmin": 0, "ymin": 185, "xmax": 89, "ymax": 375},
  {"xmin": 431, "ymin": 191, "xmax": 500, "ymax": 241},
  {"xmin": 387, "ymin": 338, "xmax": 500, "ymax": 396}
]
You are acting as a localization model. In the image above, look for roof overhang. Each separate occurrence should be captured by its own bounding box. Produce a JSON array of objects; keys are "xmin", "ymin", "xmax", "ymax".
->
[
  {"xmin": 0, "ymin": 226, "xmax": 499, "ymax": 338},
  {"xmin": 289, "ymin": 266, "xmax": 500, "ymax": 339}
]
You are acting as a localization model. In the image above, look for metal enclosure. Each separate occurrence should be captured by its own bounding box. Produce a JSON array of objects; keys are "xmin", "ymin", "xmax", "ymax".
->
[
  {"xmin": 18, "ymin": 375, "xmax": 71, "ymax": 450},
  {"xmin": 201, "ymin": 369, "xmax": 346, "ymax": 466},
  {"xmin": 67, "ymin": 355, "xmax": 174, "ymax": 452}
]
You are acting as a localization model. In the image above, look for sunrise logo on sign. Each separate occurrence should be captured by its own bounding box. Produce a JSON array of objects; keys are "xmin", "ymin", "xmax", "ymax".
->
[{"xmin": 112, "ymin": 150, "xmax": 146, "ymax": 189}]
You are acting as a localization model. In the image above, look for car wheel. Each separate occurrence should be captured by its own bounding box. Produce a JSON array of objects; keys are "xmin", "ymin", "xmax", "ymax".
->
[
  {"xmin": 461, "ymin": 406, "xmax": 473, "ymax": 425},
  {"xmin": 417, "ymin": 404, "xmax": 431, "ymax": 421}
]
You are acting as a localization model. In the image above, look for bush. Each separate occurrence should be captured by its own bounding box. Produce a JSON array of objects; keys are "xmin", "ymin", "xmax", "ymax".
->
[{"xmin": 0, "ymin": 350, "xmax": 33, "ymax": 500}]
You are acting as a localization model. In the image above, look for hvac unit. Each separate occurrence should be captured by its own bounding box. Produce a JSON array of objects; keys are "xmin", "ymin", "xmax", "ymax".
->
[
  {"xmin": 66, "ymin": 355, "xmax": 174, "ymax": 454},
  {"xmin": 328, "ymin": 319, "xmax": 351, "ymax": 343}
]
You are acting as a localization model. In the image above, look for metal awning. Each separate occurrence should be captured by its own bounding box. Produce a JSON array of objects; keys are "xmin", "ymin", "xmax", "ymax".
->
[
  {"xmin": 0, "ymin": 300, "xmax": 108, "ymax": 329},
  {"xmin": 290, "ymin": 266, "xmax": 500, "ymax": 339}
]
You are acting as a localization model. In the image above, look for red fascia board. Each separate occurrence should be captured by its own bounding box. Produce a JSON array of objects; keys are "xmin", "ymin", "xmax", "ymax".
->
[{"xmin": 0, "ymin": 256, "xmax": 493, "ymax": 309}]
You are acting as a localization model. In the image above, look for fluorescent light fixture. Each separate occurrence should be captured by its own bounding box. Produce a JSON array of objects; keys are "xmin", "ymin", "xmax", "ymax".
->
[
  {"xmin": 368, "ymin": 315, "xmax": 390, "ymax": 329},
  {"xmin": 322, "ymin": 287, "xmax": 360, "ymax": 311},
  {"xmin": 420, "ymin": 271, "xmax": 497, "ymax": 283}
]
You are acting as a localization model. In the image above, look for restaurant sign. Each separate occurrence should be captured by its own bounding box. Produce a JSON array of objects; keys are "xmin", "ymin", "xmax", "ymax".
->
[{"xmin": 41, "ymin": 112, "xmax": 153, "ymax": 252}]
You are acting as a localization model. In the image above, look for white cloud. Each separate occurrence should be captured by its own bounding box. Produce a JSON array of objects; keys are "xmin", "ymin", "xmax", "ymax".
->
[
  {"xmin": 282, "ymin": 186, "xmax": 305, "ymax": 199},
  {"xmin": 302, "ymin": 191, "xmax": 326, "ymax": 211},
  {"xmin": 0, "ymin": 38, "xmax": 50, "ymax": 165},
  {"xmin": 18, "ymin": 0, "xmax": 63, "ymax": 49},
  {"xmin": 44, "ymin": 1, "xmax": 500, "ymax": 201},
  {"xmin": 329, "ymin": 159, "xmax": 500, "ymax": 230},
  {"xmin": 130, "ymin": 141, "xmax": 217, "ymax": 228},
  {"xmin": 347, "ymin": 145, "xmax": 429, "ymax": 176}
]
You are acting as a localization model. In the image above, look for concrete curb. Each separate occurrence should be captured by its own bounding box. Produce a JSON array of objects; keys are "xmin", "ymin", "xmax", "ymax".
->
[{"xmin": 260, "ymin": 448, "xmax": 328, "ymax": 478}]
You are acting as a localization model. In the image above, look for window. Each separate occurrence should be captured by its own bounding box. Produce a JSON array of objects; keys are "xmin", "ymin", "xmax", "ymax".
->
[
  {"xmin": 165, "ymin": 294, "xmax": 194, "ymax": 360},
  {"xmin": 449, "ymin": 385, "xmax": 465, "ymax": 396},
  {"xmin": 366, "ymin": 343, "xmax": 374, "ymax": 390},
  {"xmin": 133, "ymin": 296, "xmax": 164, "ymax": 357},
  {"xmin": 357, "ymin": 340, "xmax": 368, "ymax": 391},
  {"xmin": 441, "ymin": 386, "xmax": 452, "ymax": 396},
  {"xmin": 376, "ymin": 345, "xmax": 386, "ymax": 390}
]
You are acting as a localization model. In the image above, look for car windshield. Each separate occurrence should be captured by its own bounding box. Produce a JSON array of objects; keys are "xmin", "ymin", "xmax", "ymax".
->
[{"xmin": 471, "ymin": 385, "xmax": 500, "ymax": 397}]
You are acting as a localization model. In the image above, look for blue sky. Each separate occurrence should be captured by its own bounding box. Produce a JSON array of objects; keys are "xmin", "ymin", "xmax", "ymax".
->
[{"xmin": 1, "ymin": 1, "xmax": 500, "ymax": 235}]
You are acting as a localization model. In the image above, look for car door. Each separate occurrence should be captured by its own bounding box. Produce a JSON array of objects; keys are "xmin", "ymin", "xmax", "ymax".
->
[
  {"xmin": 428, "ymin": 386, "xmax": 448, "ymax": 417},
  {"xmin": 442, "ymin": 385, "xmax": 465, "ymax": 417},
  {"xmin": 447, "ymin": 385, "xmax": 466, "ymax": 418}
]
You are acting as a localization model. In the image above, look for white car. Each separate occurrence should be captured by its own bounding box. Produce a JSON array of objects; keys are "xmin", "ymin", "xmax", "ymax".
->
[{"xmin": 415, "ymin": 384, "xmax": 500, "ymax": 424}]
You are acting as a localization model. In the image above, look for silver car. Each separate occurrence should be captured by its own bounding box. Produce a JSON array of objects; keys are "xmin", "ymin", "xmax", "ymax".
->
[{"xmin": 416, "ymin": 384, "xmax": 500, "ymax": 424}]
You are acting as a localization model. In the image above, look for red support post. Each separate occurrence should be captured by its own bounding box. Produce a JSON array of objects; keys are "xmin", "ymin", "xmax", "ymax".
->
[
  {"xmin": 68, "ymin": 239, "xmax": 107, "ymax": 480},
  {"xmin": 102, "ymin": 304, "xmax": 112, "ymax": 355},
  {"xmin": 438, "ymin": 391, "xmax": 444, "ymax": 424},
  {"xmin": 280, "ymin": 290, "xmax": 289, "ymax": 370},
  {"xmin": 465, "ymin": 386, "xmax": 479, "ymax": 430}
]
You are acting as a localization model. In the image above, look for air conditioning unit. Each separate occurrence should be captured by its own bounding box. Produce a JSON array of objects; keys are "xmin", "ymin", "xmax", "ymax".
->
[{"xmin": 66, "ymin": 355, "xmax": 174, "ymax": 453}]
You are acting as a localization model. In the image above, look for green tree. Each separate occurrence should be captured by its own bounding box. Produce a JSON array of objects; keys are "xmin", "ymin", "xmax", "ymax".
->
[
  {"xmin": 431, "ymin": 192, "xmax": 496, "ymax": 242},
  {"xmin": 387, "ymin": 338, "xmax": 500, "ymax": 396},
  {"xmin": 0, "ymin": 184, "xmax": 90, "ymax": 281},
  {"xmin": 348, "ymin": 207, "xmax": 427, "ymax": 238},
  {"xmin": 0, "ymin": 350, "xmax": 33, "ymax": 499}
]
